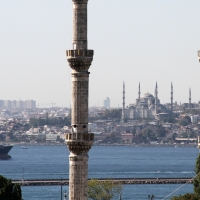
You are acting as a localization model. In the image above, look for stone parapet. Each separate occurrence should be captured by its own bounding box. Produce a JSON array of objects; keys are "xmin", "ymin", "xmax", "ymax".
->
[
  {"xmin": 66, "ymin": 50, "xmax": 94, "ymax": 57},
  {"xmin": 67, "ymin": 141, "xmax": 93, "ymax": 155},
  {"xmin": 66, "ymin": 132, "xmax": 94, "ymax": 142},
  {"xmin": 67, "ymin": 50, "xmax": 94, "ymax": 71},
  {"xmin": 66, "ymin": 133, "xmax": 94, "ymax": 155}
]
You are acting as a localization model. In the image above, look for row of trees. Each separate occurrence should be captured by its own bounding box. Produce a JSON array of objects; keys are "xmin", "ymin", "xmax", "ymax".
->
[
  {"xmin": 89, "ymin": 109, "xmax": 122, "ymax": 122},
  {"xmin": 29, "ymin": 117, "xmax": 70, "ymax": 128}
]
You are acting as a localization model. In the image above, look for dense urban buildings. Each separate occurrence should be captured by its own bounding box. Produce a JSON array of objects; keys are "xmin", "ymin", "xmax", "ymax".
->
[{"xmin": 0, "ymin": 100, "xmax": 36, "ymax": 109}]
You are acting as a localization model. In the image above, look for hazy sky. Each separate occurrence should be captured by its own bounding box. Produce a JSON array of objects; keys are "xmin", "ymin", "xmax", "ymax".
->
[{"xmin": 1, "ymin": 0, "xmax": 200, "ymax": 108}]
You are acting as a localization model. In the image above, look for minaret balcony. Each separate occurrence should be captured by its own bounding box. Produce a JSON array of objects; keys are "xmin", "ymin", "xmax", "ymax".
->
[
  {"xmin": 66, "ymin": 50, "xmax": 93, "ymax": 58},
  {"xmin": 66, "ymin": 132, "xmax": 94, "ymax": 142},
  {"xmin": 66, "ymin": 50, "xmax": 94, "ymax": 71}
]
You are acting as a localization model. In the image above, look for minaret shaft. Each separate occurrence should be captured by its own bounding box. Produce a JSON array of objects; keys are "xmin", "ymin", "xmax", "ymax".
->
[
  {"xmin": 122, "ymin": 82, "xmax": 125, "ymax": 122},
  {"xmin": 155, "ymin": 82, "xmax": 158, "ymax": 114},
  {"xmin": 66, "ymin": 0, "xmax": 94, "ymax": 199},
  {"xmin": 171, "ymin": 83, "xmax": 173, "ymax": 112},
  {"xmin": 189, "ymin": 88, "xmax": 191, "ymax": 111},
  {"xmin": 138, "ymin": 82, "xmax": 141, "ymax": 99},
  {"xmin": 72, "ymin": 0, "xmax": 88, "ymax": 49}
]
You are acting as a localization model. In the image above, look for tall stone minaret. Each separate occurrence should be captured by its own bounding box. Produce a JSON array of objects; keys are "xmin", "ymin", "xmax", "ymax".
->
[
  {"xmin": 171, "ymin": 82, "xmax": 173, "ymax": 114},
  {"xmin": 189, "ymin": 88, "xmax": 191, "ymax": 112},
  {"xmin": 154, "ymin": 82, "xmax": 158, "ymax": 114},
  {"xmin": 121, "ymin": 82, "xmax": 125, "ymax": 122},
  {"xmin": 66, "ymin": 0, "xmax": 94, "ymax": 199},
  {"xmin": 138, "ymin": 82, "xmax": 141, "ymax": 99}
]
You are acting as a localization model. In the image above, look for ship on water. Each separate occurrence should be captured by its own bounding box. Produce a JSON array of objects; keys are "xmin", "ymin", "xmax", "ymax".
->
[{"xmin": 0, "ymin": 145, "xmax": 13, "ymax": 159}]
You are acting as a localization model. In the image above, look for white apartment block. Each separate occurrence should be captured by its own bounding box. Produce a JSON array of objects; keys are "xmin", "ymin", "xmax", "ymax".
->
[{"xmin": 0, "ymin": 100, "xmax": 36, "ymax": 109}]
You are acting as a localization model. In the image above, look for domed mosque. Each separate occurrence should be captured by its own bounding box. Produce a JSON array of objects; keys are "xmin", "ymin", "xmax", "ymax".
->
[{"xmin": 122, "ymin": 82, "xmax": 171, "ymax": 121}]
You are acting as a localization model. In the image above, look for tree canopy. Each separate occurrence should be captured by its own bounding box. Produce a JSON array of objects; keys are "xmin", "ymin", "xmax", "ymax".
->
[
  {"xmin": 88, "ymin": 179, "xmax": 122, "ymax": 200},
  {"xmin": 170, "ymin": 193, "xmax": 197, "ymax": 200},
  {"xmin": 170, "ymin": 153, "xmax": 200, "ymax": 200},
  {"xmin": 0, "ymin": 175, "xmax": 22, "ymax": 200},
  {"xmin": 29, "ymin": 116, "xmax": 70, "ymax": 128},
  {"xmin": 193, "ymin": 153, "xmax": 200, "ymax": 198}
]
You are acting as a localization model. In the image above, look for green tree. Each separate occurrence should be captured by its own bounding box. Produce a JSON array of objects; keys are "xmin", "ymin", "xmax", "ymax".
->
[
  {"xmin": 185, "ymin": 116, "xmax": 191, "ymax": 124},
  {"xmin": 163, "ymin": 118, "xmax": 176, "ymax": 124},
  {"xmin": 0, "ymin": 175, "xmax": 22, "ymax": 200},
  {"xmin": 170, "ymin": 153, "xmax": 200, "ymax": 200},
  {"xmin": 103, "ymin": 109, "xmax": 122, "ymax": 119},
  {"xmin": 102, "ymin": 133, "xmax": 122, "ymax": 144},
  {"xmin": 88, "ymin": 179, "xmax": 122, "ymax": 200},
  {"xmin": 179, "ymin": 120, "xmax": 188, "ymax": 126},
  {"xmin": 170, "ymin": 193, "xmax": 197, "ymax": 200},
  {"xmin": 131, "ymin": 128, "xmax": 136, "ymax": 135},
  {"xmin": 157, "ymin": 125, "xmax": 166, "ymax": 137}
]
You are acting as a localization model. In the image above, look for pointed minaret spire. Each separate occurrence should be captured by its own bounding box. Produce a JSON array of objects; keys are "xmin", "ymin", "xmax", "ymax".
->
[
  {"xmin": 189, "ymin": 88, "xmax": 191, "ymax": 112},
  {"xmin": 138, "ymin": 82, "xmax": 141, "ymax": 99},
  {"xmin": 155, "ymin": 82, "xmax": 158, "ymax": 114},
  {"xmin": 121, "ymin": 82, "xmax": 125, "ymax": 122},
  {"xmin": 155, "ymin": 82, "xmax": 158, "ymax": 99},
  {"xmin": 171, "ymin": 82, "xmax": 173, "ymax": 113}
]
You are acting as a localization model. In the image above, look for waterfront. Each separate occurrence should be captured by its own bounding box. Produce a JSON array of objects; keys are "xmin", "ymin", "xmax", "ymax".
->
[
  {"xmin": 21, "ymin": 184, "xmax": 193, "ymax": 200},
  {"xmin": 0, "ymin": 145, "xmax": 198, "ymax": 199}
]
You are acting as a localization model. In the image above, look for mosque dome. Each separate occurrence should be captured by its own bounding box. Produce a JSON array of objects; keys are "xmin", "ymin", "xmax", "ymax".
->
[{"xmin": 141, "ymin": 92, "xmax": 154, "ymax": 99}]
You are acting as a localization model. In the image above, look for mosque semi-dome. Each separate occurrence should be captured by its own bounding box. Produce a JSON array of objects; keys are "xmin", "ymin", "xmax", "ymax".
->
[{"xmin": 141, "ymin": 92, "xmax": 154, "ymax": 99}]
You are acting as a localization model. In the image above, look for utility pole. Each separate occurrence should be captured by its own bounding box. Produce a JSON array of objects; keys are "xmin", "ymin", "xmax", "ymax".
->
[
  {"xmin": 22, "ymin": 167, "xmax": 24, "ymax": 183},
  {"xmin": 61, "ymin": 178, "xmax": 62, "ymax": 200}
]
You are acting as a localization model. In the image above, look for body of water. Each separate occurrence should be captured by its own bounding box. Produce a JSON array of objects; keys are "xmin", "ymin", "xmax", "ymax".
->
[{"xmin": 0, "ymin": 145, "xmax": 198, "ymax": 199}]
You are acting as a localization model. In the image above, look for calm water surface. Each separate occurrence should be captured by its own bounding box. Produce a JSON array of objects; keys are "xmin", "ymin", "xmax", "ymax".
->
[
  {"xmin": 0, "ymin": 145, "xmax": 198, "ymax": 199},
  {"xmin": 21, "ymin": 184, "xmax": 193, "ymax": 200}
]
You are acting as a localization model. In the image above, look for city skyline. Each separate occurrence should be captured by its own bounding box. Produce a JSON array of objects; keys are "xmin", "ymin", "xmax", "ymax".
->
[{"xmin": 1, "ymin": 1, "xmax": 200, "ymax": 107}]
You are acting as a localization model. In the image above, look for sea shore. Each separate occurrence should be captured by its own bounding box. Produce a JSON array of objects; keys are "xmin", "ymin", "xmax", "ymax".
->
[{"xmin": 1, "ymin": 142, "xmax": 197, "ymax": 148}]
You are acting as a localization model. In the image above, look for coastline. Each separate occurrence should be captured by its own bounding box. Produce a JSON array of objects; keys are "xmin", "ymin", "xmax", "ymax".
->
[{"xmin": 1, "ymin": 142, "xmax": 197, "ymax": 148}]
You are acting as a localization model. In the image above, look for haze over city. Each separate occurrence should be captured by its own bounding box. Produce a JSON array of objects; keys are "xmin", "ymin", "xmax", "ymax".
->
[{"xmin": 1, "ymin": 0, "xmax": 200, "ymax": 107}]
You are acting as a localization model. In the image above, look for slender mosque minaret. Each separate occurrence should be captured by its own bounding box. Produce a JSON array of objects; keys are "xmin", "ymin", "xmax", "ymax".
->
[
  {"xmin": 65, "ymin": 0, "xmax": 94, "ymax": 199},
  {"xmin": 138, "ymin": 82, "xmax": 141, "ymax": 99},
  {"xmin": 171, "ymin": 82, "xmax": 173, "ymax": 114},
  {"xmin": 154, "ymin": 82, "xmax": 158, "ymax": 114},
  {"xmin": 189, "ymin": 88, "xmax": 191, "ymax": 112},
  {"xmin": 122, "ymin": 82, "xmax": 125, "ymax": 122}
]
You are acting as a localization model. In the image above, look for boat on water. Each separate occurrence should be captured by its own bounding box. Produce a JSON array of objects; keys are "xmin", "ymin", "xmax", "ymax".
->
[
  {"xmin": 21, "ymin": 146, "xmax": 28, "ymax": 149},
  {"xmin": 0, "ymin": 145, "xmax": 13, "ymax": 159}
]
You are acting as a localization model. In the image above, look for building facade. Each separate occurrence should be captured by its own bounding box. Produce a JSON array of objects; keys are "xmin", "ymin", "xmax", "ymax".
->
[{"xmin": 103, "ymin": 97, "xmax": 110, "ymax": 108}]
